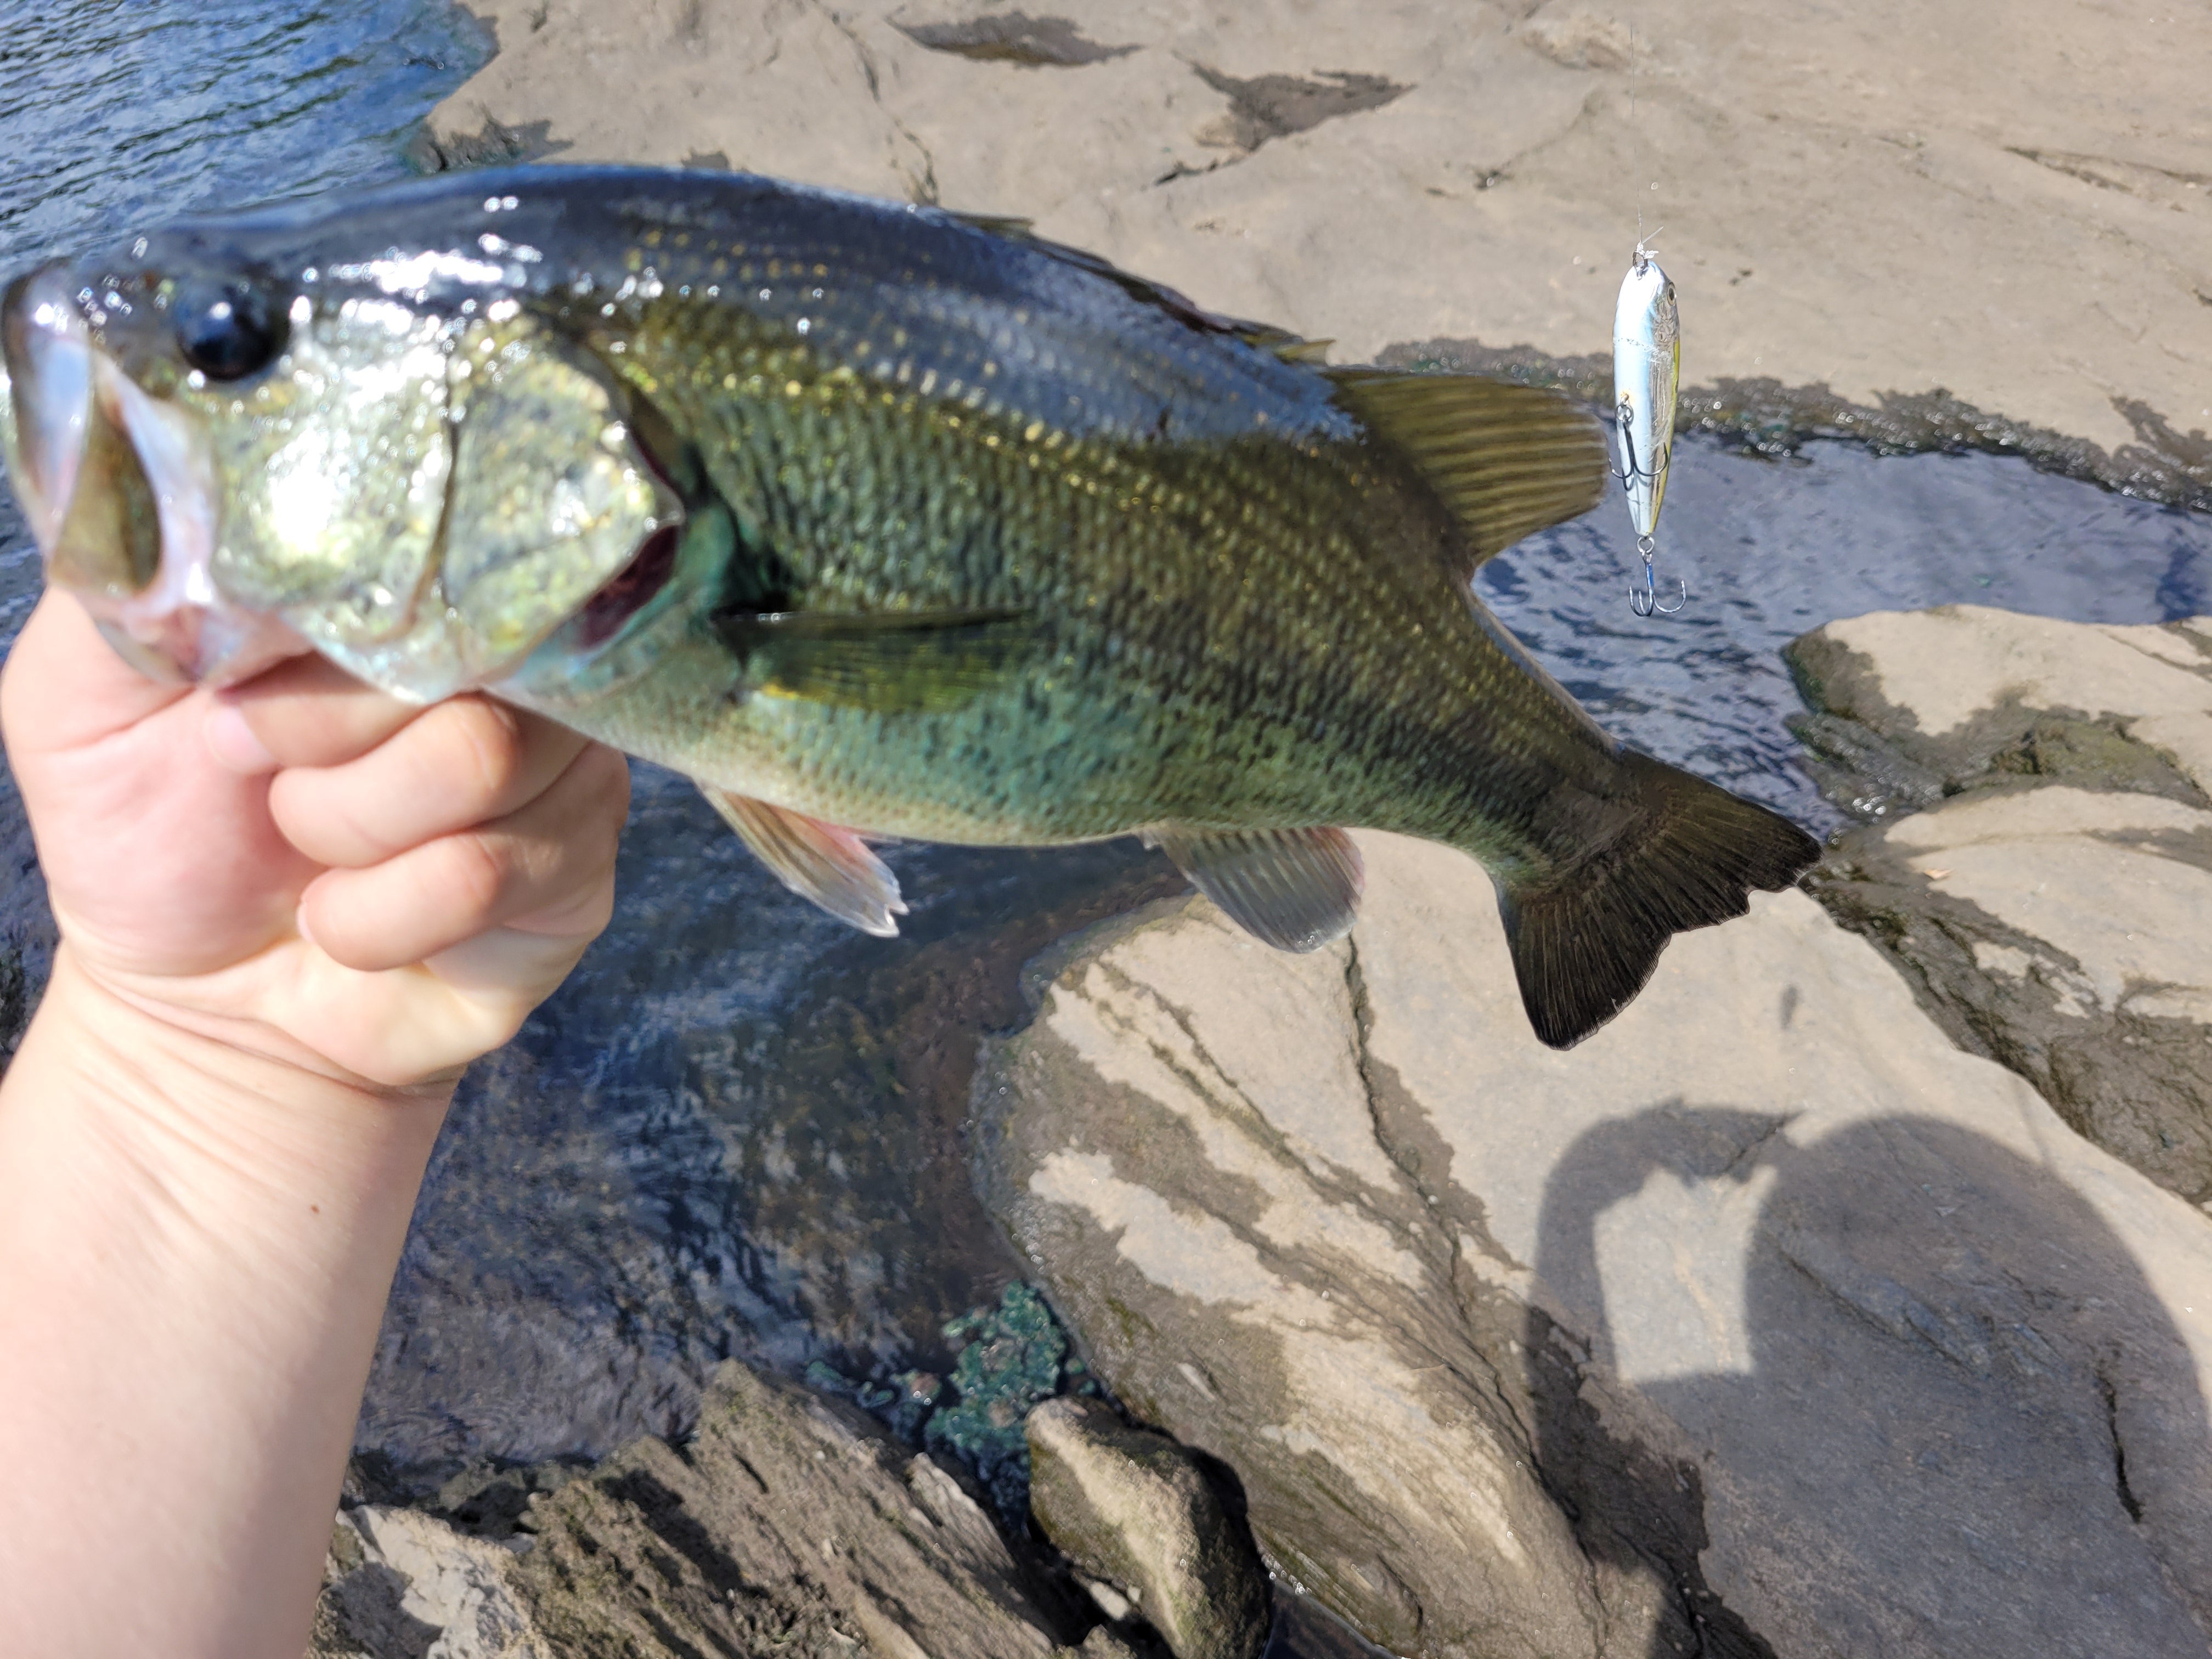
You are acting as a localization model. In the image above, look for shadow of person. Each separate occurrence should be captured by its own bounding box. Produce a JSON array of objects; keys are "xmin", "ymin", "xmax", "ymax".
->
[{"xmin": 1528, "ymin": 1106, "xmax": 2212, "ymax": 1658}]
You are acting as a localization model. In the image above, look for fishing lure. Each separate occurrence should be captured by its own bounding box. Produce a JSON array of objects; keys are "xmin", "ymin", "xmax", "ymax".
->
[{"xmin": 1613, "ymin": 239, "xmax": 1684, "ymax": 615}]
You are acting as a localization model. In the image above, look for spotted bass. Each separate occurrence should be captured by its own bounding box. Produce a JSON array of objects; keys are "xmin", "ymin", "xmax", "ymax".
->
[{"xmin": 0, "ymin": 167, "xmax": 1815, "ymax": 1047}]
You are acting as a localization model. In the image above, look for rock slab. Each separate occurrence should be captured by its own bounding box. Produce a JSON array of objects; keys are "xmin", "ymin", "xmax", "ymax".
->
[
  {"xmin": 1028, "ymin": 1396, "xmax": 1271, "ymax": 1659},
  {"xmin": 1793, "ymin": 606, "xmax": 2212, "ymax": 1202},
  {"xmin": 435, "ymin": 0, "xmax": 2212, "ymax": 465},
  {"xmin": 315, "ymin": 1358, "xmax": 1094, "ymax": 1657},
  {"xmin": 977, "ymin": 836, "xmax": 2212, "ymax": 1657}
]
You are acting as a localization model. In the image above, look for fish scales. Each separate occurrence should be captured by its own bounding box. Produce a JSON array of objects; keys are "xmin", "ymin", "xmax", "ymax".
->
[
  {"xmin": 601, "ymin": 302, "xmax": 1573, "ymax": 854},
  {"xmin": 0, "ymin": 166, "xmax": 1819, "ymax": 1046}
]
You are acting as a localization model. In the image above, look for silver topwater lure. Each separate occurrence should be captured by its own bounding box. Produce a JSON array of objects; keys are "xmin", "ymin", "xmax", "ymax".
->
[{"xmin": 1613, "ymin": 239, "xmax": 1683, "ymax": 615}]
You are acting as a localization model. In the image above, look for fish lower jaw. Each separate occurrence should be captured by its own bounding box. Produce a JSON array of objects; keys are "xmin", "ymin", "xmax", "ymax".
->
[{"xmin": 83, "ymin": 584, "xmax": 311, "ymax": 686}]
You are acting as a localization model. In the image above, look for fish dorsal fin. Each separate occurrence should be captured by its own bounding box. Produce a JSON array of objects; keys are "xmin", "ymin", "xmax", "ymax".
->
[
  {"xmin": 715, "ymin": 606, "xmax": 1036, "ymax": 713},
  {"xmin": 1238, "ymin": 328, "xmax": 1335, "ymax": 365},
  {"xmin": 946, "ymin": 209, "xmax": 1037, "ymax": 240},
  {"xmin": 1325, "ymin": 370, "xmax": 1609, "ymax": 568},
  {"xmin": 701, "ymin": 786, "xmax": 907, "ymax": 936},
  {"xmin": 1145, "ymin": 825, "xmax": 1364, "ymax": 952}
]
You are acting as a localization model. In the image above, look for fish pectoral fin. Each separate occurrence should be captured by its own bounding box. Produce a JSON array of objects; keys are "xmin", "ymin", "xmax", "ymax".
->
[
  {"xmin": 700, "ymin": 785, "xmax": 908, "ymax": 936},
  {"xmin": 1146, "ymin": 825, "xmax": 1364, "ymax": 952},
  {"xmin": 715, "ymin": 607, "xmax": 1036, "ymax": 713},
  {"xmin": 1324, "ymin": 369, "xmax": 1609, "ymax": 569}
]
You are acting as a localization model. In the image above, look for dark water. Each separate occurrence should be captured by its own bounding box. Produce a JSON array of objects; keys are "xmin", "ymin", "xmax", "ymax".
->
[
  {"xmin": 0, "ymin": 0, "xmax": 486, "ymax": 267},
  {"xmin": 5, "ymin": 0, "xmax": 2212, "ymax": 1537}
]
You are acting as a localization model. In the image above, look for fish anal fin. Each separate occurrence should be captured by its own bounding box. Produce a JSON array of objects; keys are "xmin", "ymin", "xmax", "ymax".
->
[
  {"xmin": 1148, "ymin": 825, "xmax": 1364, "ymax": 952},
  {"xmin": 715, "ymin": 606, "xmax": 1035, "ymax": 713},
  {"xmin": 701, "ymin": 785, "xmax": 907, "ymax": 936},
  {"xmin": 1325, "ymin": 369, "xmax": 1609, "ymax": 570},
  {"xmin": 1496, "ymin": 753, "xmax": 1820, "ymax": 1049}
]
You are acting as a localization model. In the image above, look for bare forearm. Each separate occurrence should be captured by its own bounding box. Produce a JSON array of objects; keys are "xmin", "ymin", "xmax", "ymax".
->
[{"xmin": 0, "ymin": 951, "xmax": 451, "ymax": 1659}]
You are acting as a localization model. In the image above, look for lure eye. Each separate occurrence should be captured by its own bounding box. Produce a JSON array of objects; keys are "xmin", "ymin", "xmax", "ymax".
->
[{"xmin": 174, "ymin": 282, "xmax": 288, "ymax": 381}]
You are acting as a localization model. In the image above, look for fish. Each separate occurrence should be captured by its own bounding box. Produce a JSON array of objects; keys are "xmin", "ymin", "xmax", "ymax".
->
[
  {"xmin": 1612, "ymin": 239, "xmax": 1679, "ymax": 545},
  {"xmin": 0, "ymin": 166, "xmax": 1818, "ymax": 1048}
]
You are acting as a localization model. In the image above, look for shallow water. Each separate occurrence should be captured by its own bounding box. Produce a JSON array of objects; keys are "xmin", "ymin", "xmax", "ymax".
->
[
  {"xmin": 4, "ymin": 0, "xmax": 2212, "ymax": 1520},
  {"xmin": 1487, "ymin": 433, "xmax": 2212, "ymax": 834}
]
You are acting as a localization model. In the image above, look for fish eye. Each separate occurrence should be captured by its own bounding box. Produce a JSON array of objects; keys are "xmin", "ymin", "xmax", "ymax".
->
[{"xmin": 174, "ymin": 281, "xmax": 289, "ymax": 381}]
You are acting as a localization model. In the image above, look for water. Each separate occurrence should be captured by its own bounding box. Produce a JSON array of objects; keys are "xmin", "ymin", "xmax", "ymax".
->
[
  {"xmin": 4, "ymin": 0, "xmax": 2212, "ymax": 1516},
  {"xmin": 1486, "ymin": 434, "xmax": 2212, "ymax": 836},
  {"xmin": 0, "ymin": 0, "xmax": 486, "ymax": 267}
]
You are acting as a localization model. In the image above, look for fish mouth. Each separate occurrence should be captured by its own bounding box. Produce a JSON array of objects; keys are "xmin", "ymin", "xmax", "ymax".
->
[
  {"xmin": 1, "ymin": 267, "xmax": 93, "ymax": 554},
  {"xmin": 0, "ymin": 265, "xmax": 304, "ymax": 685}
]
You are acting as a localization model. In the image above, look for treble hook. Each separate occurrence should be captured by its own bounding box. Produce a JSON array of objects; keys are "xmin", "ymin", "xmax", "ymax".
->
[{"xmin": 1628, "ymin": 534, "xmax": 1686, "ymax": 617}]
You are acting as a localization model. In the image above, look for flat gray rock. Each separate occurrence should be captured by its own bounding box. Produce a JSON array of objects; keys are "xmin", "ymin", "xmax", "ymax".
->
[
  {"xmin": 977, "ymin": 846, "xmax": 2212, "ymax": 1657},
  {"xmin": 1795, "ymin": 607, "xmax": 2212, "ymax": 1201},
  {"xmin": 435, "ymin": 0, "xmax": 2210, "ymax": 460}
]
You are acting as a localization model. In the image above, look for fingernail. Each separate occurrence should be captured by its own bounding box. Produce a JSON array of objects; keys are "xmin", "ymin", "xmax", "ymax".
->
[{"xmin": 204, "ymin": 701, "xmax": 278, "ymax": 774}]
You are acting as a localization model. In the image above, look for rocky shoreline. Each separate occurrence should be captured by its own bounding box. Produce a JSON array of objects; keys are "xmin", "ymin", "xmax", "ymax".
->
[
  {"xmin": 318, "ymin": 593, "xmax": 2212, "ymax": 1656},
  {"xmin": 971, "ymin": 603, "xmax": 2212, "ymax": 1659},
  {"xmin": 303, "ymin": 3, "xmax": 2212, "ymax": 1655}
]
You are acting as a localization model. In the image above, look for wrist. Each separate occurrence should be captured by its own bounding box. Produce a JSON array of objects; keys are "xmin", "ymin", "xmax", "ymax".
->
[
  {"xmin": 15, "ymin": 948, "xmax": 454, "ymax": 1230},
  {"xmin": 0, "ymin": 951, "xmax": 454, "ymax": 1659}
]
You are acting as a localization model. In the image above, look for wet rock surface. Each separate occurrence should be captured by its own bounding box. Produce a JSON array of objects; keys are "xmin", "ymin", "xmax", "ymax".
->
[
  {"xmin": 975, "ymin": 847, "xmax": 2212, "ymax": 1658},
  {"xmin": 1028, "ymin": 1397, "xmax": 1271, "ymax": 1659},
  {"xmin": 318, "ymin": 1358, "xmax": 1093, "ymax": 1658},
  {"xmin": 1793, "ymin": 607, "xmax": 2212, "ymax": 1203}
]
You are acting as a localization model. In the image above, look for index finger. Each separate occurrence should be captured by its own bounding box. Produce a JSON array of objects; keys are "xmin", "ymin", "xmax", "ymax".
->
[
  {"xmin": 1, "ymin": 592, "xmax": 196, "ymax": 761},
  {"xmin": 208, "ymin": 652, "xmax": 427, "ymax": 774}
]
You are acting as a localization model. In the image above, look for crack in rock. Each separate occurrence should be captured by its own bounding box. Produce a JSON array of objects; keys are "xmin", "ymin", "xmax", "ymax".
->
[{"xmin": 811, "ymin": 1, "xmax": 940, "ymax": 201}]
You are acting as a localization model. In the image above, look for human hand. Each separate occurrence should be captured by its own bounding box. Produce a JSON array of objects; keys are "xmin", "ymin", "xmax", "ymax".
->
[{"xmin": 0, "ymin": 591, "xmax": 629, "ymax": 1088}]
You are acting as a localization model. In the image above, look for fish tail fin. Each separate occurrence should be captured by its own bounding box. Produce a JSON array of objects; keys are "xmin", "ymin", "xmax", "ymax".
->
[{"xmin": 1494, "ymin": 753, "xmax": 1820, "ymax": 1049}]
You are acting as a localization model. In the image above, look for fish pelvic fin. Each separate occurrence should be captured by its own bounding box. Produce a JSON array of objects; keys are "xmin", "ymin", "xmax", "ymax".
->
[
  {"xmin": 1494, "ymin": 754, "xmax": 1820, "ymax": 1049},
  {"xmin": 1146, "ymin": 825, "xmax": 1364, "ymax": 952},
  {"xmin": 1326, "ymin": 370, "xmax": 1609, "ymax": 569},
  {"xmin": 701, "ymin": 786, "xmax": 908, "ymax": 936}
]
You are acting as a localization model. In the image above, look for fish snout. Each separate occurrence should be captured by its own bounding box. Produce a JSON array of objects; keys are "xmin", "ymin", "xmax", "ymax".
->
[{"xmin": 0, "ymin": 264, "xmax": 305, "ymax": 686}]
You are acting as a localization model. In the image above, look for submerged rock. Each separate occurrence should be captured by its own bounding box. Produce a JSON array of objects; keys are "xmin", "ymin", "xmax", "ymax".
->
[
  {"xmin": 1793, "ymin": 606, "xmax": 2212, "ymax": 1201},
  {"xmin": 975, "ymin": 838, "xmax": 2212, "ymax": 1657},
  {"xmin": 1027, "ymin": 1397, "xmax": 1271, "ymax": 1659},
  {"xmin": 315, "ymin": 1358, "xmax": 1093, "ymax": 1657}
]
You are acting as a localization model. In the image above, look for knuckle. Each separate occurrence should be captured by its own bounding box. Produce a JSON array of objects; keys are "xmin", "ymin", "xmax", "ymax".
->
[
  {"xmin": 439, "ymin": 829, "xmax": 514, "ymax": 920},
  {"xmin": 585, "ymin": 749, "xmax": 632, "ymax": 820},
  {"xmin": 441, "ymin": 697, "xmax": 528, "ymax": 803}
]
